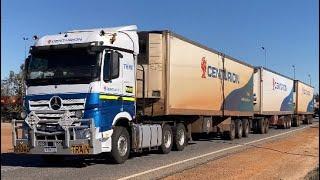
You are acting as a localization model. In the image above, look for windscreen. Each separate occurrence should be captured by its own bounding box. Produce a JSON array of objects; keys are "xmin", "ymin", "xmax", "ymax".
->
[{"xmin": 26, "ymin": 48, "xmax": 101, "ymax": 85}]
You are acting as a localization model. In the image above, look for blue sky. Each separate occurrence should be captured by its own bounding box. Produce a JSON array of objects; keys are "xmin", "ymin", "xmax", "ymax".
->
[{"xmin": 1, "ymin": 0, "xmax": 319, "ymax": 92}]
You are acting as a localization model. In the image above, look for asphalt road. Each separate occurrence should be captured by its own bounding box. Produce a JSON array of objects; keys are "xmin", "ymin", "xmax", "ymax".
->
[{"xmin": 1, "ymin": 118, "xmax": 318, "ymax": 180}]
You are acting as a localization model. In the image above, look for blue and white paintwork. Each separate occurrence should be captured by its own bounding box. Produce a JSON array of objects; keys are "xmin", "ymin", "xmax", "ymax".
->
[{"xmin": 25, "ymin": 25, "xmax": 139, "ymax": 152}]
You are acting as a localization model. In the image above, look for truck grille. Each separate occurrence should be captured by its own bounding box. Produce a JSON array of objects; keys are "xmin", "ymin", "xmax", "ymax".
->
[{"xmin": 29, "ymin": 98, "xmax": 86, "ymax": 119}]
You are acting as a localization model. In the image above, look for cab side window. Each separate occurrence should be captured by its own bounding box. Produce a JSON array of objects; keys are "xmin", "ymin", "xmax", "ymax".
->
[{"xmin": 103, "ymin": 51, "xmax": 121, "ymax": 81}]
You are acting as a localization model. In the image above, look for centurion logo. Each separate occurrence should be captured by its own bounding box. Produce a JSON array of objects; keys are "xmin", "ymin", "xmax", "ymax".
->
[
  {"xmin": 201, "ymin": 57, "xmax": 240, "ymax": 84},
  {"xmin": 272, "ymin": 78, "xmax": 287, "ymax": 91},
  {"xmin": 47, "ymin": 37, "xmax": 83, "ymax": 44}
]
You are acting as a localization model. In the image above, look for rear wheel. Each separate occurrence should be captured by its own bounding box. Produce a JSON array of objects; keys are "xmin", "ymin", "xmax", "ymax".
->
[
  {"xmin": 283, "ymin": 119, "xmax": 288, "ymax": 129},
  {"xmin": 287, "ymin": 118, "xmax": 292, "ymax": 129},
  {"xmin": 258, "ymin": 118, "xmax": 265, "ymax": 134},
  {"xmin": 235, "ymin": 119, "xmax": 243, "ymax": 139},
  {"xmin": 292, "ymin": 117, "xmax": 299, "ymax": 127},
  {"xmin": 308, "ymin": 116, "xmax": 313, "ymax": 124},
  {"xmin": 242, "ymin": 119, "xmax": 249, "ymax": 137},
  {"xmin": 111, "ymin": 126, "xmax": 130, "ymax": 164},
  {"xmin": 297, "ymin": 117, "xmax": 301, "ymax": 126},
  {"xmin": 224, "ymin": 120, "xmax": 235, "ymax": 140},
  {"xmin": 173, "ymin": 123, "xmax": 187, "ymax": 151},
  {"xmin": 160, "ymin": 124, "xmax": 173, "ymax": 154},
  {"xmin": 264, "ymin": 119, "xmax": 269, "ymax": 133}
]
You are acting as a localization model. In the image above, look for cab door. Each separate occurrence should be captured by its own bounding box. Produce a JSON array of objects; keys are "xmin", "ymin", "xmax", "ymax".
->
[{"xmin": 100, "ymin": 50, "xmax": 123, "ymax": 131}]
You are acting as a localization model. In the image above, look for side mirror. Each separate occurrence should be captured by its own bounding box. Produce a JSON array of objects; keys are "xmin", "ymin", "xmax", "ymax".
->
[{"xmin": 24, "ymin": 56, "xmax": 31, "ymax": 79}]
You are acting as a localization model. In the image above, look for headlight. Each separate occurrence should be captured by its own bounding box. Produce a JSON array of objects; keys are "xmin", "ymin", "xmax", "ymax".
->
[
  {"xmin": 20, "ymin": 111, "xmax": 27, "ymax": 119},
  {"xmin": 75, "ymin": 110, "xmax": 83, "ymax": 118}
]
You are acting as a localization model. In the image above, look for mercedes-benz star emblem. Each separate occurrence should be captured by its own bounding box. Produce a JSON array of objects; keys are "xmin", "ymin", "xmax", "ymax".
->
[{"xmin": 50, "ymin": 96, "xmax": 62, "ymax": 110}]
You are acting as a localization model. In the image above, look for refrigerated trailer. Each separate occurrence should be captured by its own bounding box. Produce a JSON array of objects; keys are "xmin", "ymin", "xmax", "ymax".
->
[
  {"xmin": 293, "ymin": 80, "xmax": 314, "ymax": 125},
  {"xmin": 11, "ymin": 25, "xmax": 293, "ymax": 164},
  {"xmin": 253, "ymin": 67, "xmax": 294, "ymax": 132},
  {"xmin": 136, "ymin": 31, "xmax": 254, "ymax": 140}
]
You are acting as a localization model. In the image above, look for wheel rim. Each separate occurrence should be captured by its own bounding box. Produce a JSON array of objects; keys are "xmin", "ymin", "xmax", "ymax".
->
[
  {"xmin": 117, "ymin": 135, "xmax": 128, "ymax": 157},
  {"xmin": 238, "ymin": 123, "xmax": 243, "ymax": 136},
  {"xmin": 289, "ymin": 120, "xmax": 291, "ymax": 127},
  {"xmin": 266, "ymin": 121, "xmax": 269, "ymax": 131},
  {"xmin": 177, "ymin": 129, "xmax": 185, "ymax": 146},
  {"xmin": 164, "ymin": 130, "xmax": 172, "ymax": 148},
  {"xmin": 231, "ymin": 123, "xmax": 235, "ymax": 137},
  {"xmin": 245, "ymin": 122, "xmax": 249, "ymax": 134}
]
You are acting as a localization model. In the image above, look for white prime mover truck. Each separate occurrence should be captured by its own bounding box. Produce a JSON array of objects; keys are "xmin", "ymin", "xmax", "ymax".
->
[{"xmin": 13, "ymin": 25, "xmax": 270, "ymax": 163}]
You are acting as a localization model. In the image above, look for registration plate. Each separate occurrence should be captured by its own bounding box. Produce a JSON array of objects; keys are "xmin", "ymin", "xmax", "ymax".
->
[
  {"xmin": 71, "ymin": 144, "xmax": 90, "ymax": 154},
  {"xmin": 14, "ymin": 144, "xmax": 30, "ymax": 153},
  {"xmin": 44, "ymin": 147, "xmax": 57, "ymax": 153}
]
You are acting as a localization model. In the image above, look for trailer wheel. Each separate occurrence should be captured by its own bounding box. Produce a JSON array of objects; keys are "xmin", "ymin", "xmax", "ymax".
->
[
  {"xmin": 173, "ymin": 123, "xmax": 187, "ymax": 151},
  {"xmin": 111, "ymin": 126, "xmax": 130, "ymax": 164},
  {"xmin": 224, "ymin": 120, "xmax": 235, "ymax": 140},
  {"xmin": 284, "ymin": 118, "xmax": 288, "ymax": 129},
  {"xmin": 160, "ymin": 124, "xmax": 173, "ymax": 154},
  {"xmin": 264, "ymin": 119, "xmax": 269, "ymax": 133},
  {"xmin": 242, "ymin": 119, "xmax": 249, "ymax": 137},
  {"xmin": 292, "ymin": 117, "xmax": 299, "ymax": 127},
  {"xmin": 258, "ymin": 118, "xmax": 265, "ymax": 134},
  {"xmin": 297, "ymin": 117, "xmax": 301, "ymax": 126},
  {"xmin": 308, "ymin": 116, "xmax": 313, "ymax": 124},
  {"xmin": 235, "ymin": 119, "xmax": 243, "ymax": 139},
  {"xmin": 288, "ymin": 118, "xmax": 292, "ymax": 128}
]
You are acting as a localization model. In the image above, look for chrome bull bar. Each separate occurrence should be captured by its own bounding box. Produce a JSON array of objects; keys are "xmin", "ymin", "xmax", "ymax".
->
[{"xmin": 12, "ymin": 111, "xmax": 97, "ymax": 154}]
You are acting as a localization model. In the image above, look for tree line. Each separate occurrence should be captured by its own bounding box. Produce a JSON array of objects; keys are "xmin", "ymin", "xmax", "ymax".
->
[{"xmin": 1, "ymin": 64, "xmax": 25, "ymax": 121}]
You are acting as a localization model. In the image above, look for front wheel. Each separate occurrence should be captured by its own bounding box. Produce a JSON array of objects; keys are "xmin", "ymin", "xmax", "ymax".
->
[
  {"xmin": 111, "ymin": 126, "xmax": 130, "ymax": 164},
  {"xmin": 242, "ymin": 119, "xmax": 249, "ymax": 137},
  {"xmin": 160, "ymin": 124, "xmax": 173, "ymax": 154}
]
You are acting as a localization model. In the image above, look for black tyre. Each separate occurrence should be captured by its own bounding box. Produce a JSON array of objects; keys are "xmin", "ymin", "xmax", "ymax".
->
[
  {"xmin": 292, "ymin": 117, "xmax": 298, "ymax": 127},
  {"xmin": 308, "ymin": 116, "xmax": 313, "ymax": 124},
  {"xmin": 297, "ymin": 117, "xmax": 301, "ymax": 126},
  {"xmin": 287, "ymin": 118, "xmax": 292, "ymax": 129},
  {"xmin": 242, "ymin": 119, "xmax": 249, "ymax": 137},
  {"xmin": 252, "ymin": 119, "xmax": 259, "ymax": 133},
  {"xmin": 173, "ymin": 123, "xmax": 187, "ymax": 151},
  {"xmin": 111, "ymin": 126, "xmax": 130, "ymax": 164},
  {"xmin": 235, "ymin": 119, "xmax": 243, "ymax": 139},
  {"xmin": 160, "ymin": 124, "xmax": 173, "ymax": 154},
  {"xmin": 283, "ymin": 119, "xmax": 288, "ymax": 129},
  {"xmin": 264, "ymin": 119, "xmax": 269, "ymax": 134},
  {"xmin": 225, "ymin": 120, "xmax": 235, "ymax": 140},
  {"xmin": 258, "ymin": 118, "xmax": 265, "ymax": 134}
]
